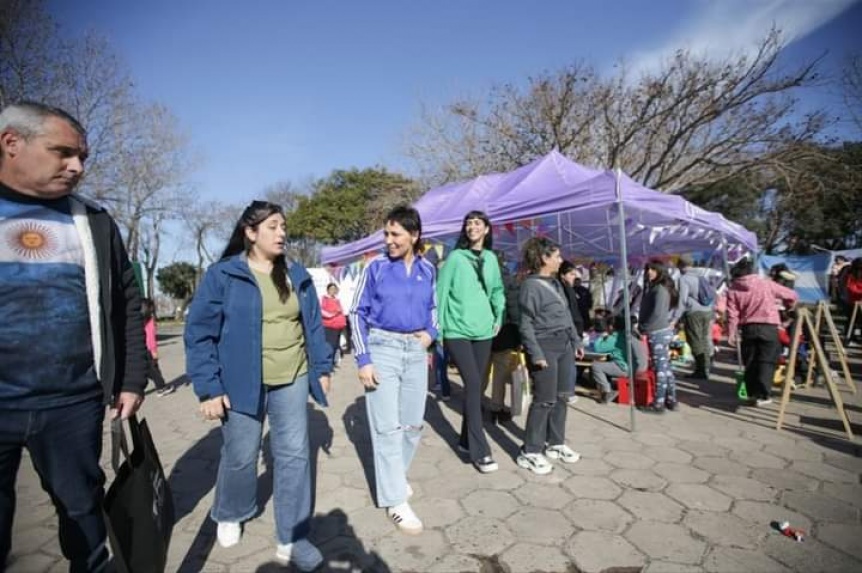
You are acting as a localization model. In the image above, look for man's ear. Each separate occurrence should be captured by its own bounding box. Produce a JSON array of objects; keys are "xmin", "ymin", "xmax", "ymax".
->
[{"xmin": 0, "ymin": 129, "xmax": 22, "ymax": 158}]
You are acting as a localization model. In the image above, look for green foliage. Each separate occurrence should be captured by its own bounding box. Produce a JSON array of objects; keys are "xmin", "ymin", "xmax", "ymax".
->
[
  {"xmin": 285, "ymin": 168, "xmax": 419, "ymax": 244},
  {"xmin": 681, "ymin": 141, "xmax": 862, "ymax": 254},
  {"xmin": 778, "ymin": 141, "xmax": 862, "ymax": 253},
  {"xmin": 156, "ymin": 262, "xmax": 197, "ymax": 301}
]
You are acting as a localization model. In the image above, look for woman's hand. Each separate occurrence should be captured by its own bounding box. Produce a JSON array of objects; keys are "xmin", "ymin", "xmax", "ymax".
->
[
  {"xmin": 575, "ymin": 347, "xmax": 585, "ymax": 360},
  {"xmin": 358, "ymin": 364, "xmax": 378, "ymax": 389},
  {"xmin": 200, "ymin": 395, "xmax": 231, "ymax": 420},
  {"xmin": 534, "ymin": 359, "xmax": 549, "ymax": 369},
  {"xmin": 413, "ymin": 331, "xmax": 434, "ymax": 349},
  {"xmin": 320, "ymin": 375, "xmax": 332, "ymax": 395}
]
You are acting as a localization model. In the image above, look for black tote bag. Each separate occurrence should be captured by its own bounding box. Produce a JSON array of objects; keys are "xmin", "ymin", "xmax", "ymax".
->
[{"xmin": 103, "ymin": 415, "xmax": 175, "ymax": 573}]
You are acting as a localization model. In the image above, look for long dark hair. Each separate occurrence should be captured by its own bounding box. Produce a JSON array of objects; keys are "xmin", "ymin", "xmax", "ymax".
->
[
  {"xmin": 522, "ymin": 237, "xmax": 559, "ymax": 274},
  {"xmin": 644, "ymin": 259, "xmax": 678, "ymax": 308},
  {"xmin": 222, "ymin": 200, "xmax": 291, "ymax": 303},
  {"xmin": 455, "ymin": 210, "xmax": 493, "ymax": 250}
]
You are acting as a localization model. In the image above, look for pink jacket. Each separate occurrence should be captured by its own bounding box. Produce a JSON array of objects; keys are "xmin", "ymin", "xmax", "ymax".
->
[
  {"xmin": 320, "ymin": 296, "xmax": 347, "ymax": 330},
  {"xmin": 726, "ymin": 275, "xmax": 798, "ymax": 335},
  {"xmin": 144, "ymin": 317, "xmax": 158, "ymax": 357}
]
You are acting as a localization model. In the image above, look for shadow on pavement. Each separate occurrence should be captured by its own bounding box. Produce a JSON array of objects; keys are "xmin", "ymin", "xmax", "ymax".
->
[
  {"xmin": 172, "ymin": 404, "xmax": 335, "ymax": 572},
  {"xmin": 342, "ymin": 397, "xmax": 377, "ymax": 502},
  {"xmin": 169, "ymin": 428, "xmax": 221, "ymax": 573},
  {"xmin": 256, "ymin": 509, "xmax": 392, "ymax": 572},
  {"xmin": 423, "ymin": 392, "xmax": 464, "ymax": 458}
]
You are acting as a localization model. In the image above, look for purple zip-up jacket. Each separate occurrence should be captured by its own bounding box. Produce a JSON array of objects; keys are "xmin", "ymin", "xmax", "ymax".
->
[{"xmin": 349, "ymin": 254, "xmax": 438, "ymax": 368}]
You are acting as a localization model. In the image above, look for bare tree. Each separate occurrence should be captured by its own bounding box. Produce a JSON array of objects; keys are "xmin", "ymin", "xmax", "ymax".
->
[
  {"xmin": 140, "ymin": 213, "xmax": 165, "ymax": 297},
  {"xmin": 181, "ymin": 199, "xmax": 235, "ymax": 285},
  {"xmin": 406, "ymin": 29, "xmax": 827, "ymax": 192},
  {"xmin": 842, "ymin": 52, "xmax": 862, "ymax": 132},
  {"xmin": 106, "ymin": 103, "xmax": 196, "ymax": 263},
  {"xmin": 263, "ymin": 180, "xmax": 306, "ymax": 213},
  {"xmin": 1, "ymin": 0, "xmax": 137, "ymax": 201}
]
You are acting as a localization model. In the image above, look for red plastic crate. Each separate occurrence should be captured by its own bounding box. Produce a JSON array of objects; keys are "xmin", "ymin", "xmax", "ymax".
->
[{"xmin": 616, "ymin": 370, "xmax": 656, "ymax": 406}]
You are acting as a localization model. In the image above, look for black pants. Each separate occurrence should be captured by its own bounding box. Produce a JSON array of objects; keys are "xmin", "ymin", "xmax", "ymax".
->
[
  {"xmin": 445, "ymin": 338, "xmax": 493, "ymax": 461},
  {"xmin": 146, "ymin": 354, "xmax": 166, "ymax": 390},
  {"xmin": 0, "ymin": 398, "xmax": 109, "ymax": 572},
  {"xmin": 741, "ymin": 323, "xmax": 781, "ymax": 400},
  {"xmin": 523, "ymin": 337, "xmax": 573, "ymax": 454},
  {"xmin": 324, "ymin": 327, "xmax": 343, "ymax": 367}
]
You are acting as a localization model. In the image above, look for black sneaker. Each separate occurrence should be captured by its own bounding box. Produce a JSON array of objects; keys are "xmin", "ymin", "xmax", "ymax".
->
[
  {"xmin": 602, "ymin": 390, "xmax": 619, "ymax": 404},
  {"xmin": 474, "ymin": 456, "xmax": 499, "ymax": 473},
  {"xmin": 665, "ymin": 399, "xmax": 677, "ymax": 411}
]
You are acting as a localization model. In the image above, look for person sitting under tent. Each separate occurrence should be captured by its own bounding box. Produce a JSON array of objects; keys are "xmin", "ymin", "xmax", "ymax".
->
[{"xmin": 589, "ymin": 315, "xmax": 648, "ymax": 404}]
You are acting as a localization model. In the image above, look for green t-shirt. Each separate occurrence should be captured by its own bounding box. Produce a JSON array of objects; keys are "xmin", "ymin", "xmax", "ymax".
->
[{"xmin": 252, "ymin": 269, "xmax": 308, "ymax": 386}]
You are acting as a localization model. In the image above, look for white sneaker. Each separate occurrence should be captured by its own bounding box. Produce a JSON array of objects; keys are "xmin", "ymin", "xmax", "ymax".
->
[
  {"xmin": 567, "ymin": 394, "xmax": 579, "ymax": 405},
  {"xmin": 755, "ymin": 398, "xmax": 773, "ymax": 407},
  {"xmin": 216, "ymin": 521, "xmax": 241, "ymax": 548},
  {"xmin": 545, "ymin": 444, "xmax": 581, "ymax": 464},
  {"xmin": 275, "ymin": 539, "xmax": 323, "ymax": 571},
  {"xmin": 406, "ymin": 482, "xmax": 414, "ymax": 499},
  {"xmin": 386, "ymin": 502, "xmax": 423, "ymax": 535},
  {"xmin": 516, "ymin": 451, "xmax": 553, "ymax": 475}
]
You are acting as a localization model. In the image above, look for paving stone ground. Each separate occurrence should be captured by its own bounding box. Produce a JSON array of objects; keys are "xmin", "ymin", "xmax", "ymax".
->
[{"xmin": 8, "ymin": 325, "xmax": 862, "ymax": 572}]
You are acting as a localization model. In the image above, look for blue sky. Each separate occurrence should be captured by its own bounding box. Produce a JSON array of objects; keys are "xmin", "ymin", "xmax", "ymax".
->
[{"xmin": 49, "ymin": 0, "xmax": 860, "ymax": 208}]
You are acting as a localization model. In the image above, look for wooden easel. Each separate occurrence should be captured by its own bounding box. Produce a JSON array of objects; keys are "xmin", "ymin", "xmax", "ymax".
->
[
  {"xmin": 804, "ymin": 301, "xmax": 857, "ymax": 394},
  {"xmin": 776, "ymin": 306, "xmax": 854, "ymax": 440}
]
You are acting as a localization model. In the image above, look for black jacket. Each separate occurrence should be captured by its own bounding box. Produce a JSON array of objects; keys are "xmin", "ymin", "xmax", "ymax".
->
[
  {"xmin": 562, "ymin": 283, "xmax": 586, "ymax": 336},
  {"xmin": 73, "ymin": 194, "xmax": 148, "ymax": 402}
]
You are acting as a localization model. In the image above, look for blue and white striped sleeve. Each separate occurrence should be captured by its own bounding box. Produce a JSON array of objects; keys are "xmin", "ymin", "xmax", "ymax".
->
[{"xmin": 350, "ymin": 259, "xmax": 377, "ymax": 368}]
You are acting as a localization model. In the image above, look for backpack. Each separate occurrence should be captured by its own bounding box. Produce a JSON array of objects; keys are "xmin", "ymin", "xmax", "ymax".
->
[{"xmin": 695, "ymin": 275, "xmax": 716, "ymax": 307}]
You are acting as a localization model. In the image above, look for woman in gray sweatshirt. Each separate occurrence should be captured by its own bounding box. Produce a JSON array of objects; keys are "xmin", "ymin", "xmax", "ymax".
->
[
  {"xmin": 516, "ymin": 238, "xmax": 584, "ymax": 475},
  {"xmin": 638, "ymin": 259, "xmax": 679, "ymax": 414}
]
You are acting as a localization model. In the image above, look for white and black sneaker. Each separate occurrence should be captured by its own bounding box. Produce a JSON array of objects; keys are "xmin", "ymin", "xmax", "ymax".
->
[
  {"xmin": 545, "ymin": 444, "xmax": 581, "ymax": 464},
  {"xmin": 516, "ymin": 450, "xmax": 553, "ymax": 475},
  {"xmin": 387, "ymin": 502, "xmax": 423, "ymax": 535},
  {"xmin": 474, "ymin": 456, "xmax": 499, "ymax": 473}
]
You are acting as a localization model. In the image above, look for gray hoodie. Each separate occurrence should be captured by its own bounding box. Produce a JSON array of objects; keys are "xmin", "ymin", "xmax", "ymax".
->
[{"xmin": 518, "ymin": 275, "xmax": 582, "ymax": 362}]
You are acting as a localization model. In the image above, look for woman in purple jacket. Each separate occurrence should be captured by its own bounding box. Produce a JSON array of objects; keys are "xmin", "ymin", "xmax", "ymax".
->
[{"xmin": 350, "ymin": 205, "xmax": 438, "ymax": 535}]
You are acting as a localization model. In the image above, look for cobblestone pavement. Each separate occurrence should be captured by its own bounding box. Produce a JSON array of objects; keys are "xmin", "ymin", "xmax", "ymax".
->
[{"xmin": 8, "ymin": 325, "xmax": 862, "ymax": 572}]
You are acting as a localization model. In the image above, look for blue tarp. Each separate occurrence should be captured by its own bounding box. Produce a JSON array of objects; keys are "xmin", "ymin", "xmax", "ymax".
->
[{"xmin": 758, "ymin": 254, "xmax": 831, "ymax": 303}]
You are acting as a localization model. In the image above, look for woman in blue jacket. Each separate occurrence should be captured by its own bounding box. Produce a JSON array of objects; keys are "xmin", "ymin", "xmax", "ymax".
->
[{"xmin": 184, "ymin": 201, "xmax": 331, "ymax": 572}]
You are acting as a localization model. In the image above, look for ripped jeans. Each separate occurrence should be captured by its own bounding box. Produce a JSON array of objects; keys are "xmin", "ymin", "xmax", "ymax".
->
[
  {"xmin": 365, "ymin": 329, "xmax": 428, "ymax": 507},
  {"xmin": 523, "ymin": 336, "xmax": 574, "ymax": 454}
]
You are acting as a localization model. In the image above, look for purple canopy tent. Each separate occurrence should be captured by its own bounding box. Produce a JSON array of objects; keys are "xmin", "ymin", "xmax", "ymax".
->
[
  {"xmin": 320, "ymin": 150, "xmax": 756, "ymax": 265},
  {"xmin": 320, "ymin": 152, "xmax": 757, "ymax": 431}
]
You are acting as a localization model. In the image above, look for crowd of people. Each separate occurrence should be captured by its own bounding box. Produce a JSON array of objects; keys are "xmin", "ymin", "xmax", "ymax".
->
[{"xmin": 2, "ymin": 100, "xmax": 859, "ymax": 572}]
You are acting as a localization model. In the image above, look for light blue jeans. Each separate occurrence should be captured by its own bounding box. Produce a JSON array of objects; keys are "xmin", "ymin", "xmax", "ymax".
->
[
  {"xmin": 211, "ymin": 375, "xmax": 311, "ymax": 544},
  {"xmin": 365, "ymin": 329, "xmax": 428, "ymax": 507}
]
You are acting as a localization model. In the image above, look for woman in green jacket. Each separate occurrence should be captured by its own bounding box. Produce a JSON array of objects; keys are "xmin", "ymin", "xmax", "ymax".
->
[{"xmin": 436, "ymin": 211, "xmax": 505, "ymax": 473}]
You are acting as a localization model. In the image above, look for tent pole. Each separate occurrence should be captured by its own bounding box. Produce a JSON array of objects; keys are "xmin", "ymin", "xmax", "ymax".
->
[
  {"xmin": 557, "ymin": 212, "xmax": 563, "ymax": 256},
  {"xmin": 720, "ymin": 234, "xmax": 731, "ymax": 285},
  {"xmin": 615, "ymin": 168, "xmax": 636, "ymax": 432}
]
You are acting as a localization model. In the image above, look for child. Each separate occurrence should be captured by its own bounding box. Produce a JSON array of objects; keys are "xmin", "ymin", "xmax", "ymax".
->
[
  {"xmin": 590, "ymin": 315, "xmax": 647, "ymax": 404},
  {"xmin": 143, "ymin": 298, "xmax": 173, "ymax": 396}
]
